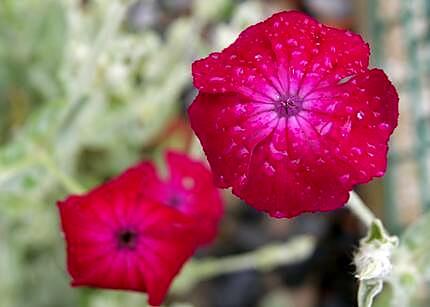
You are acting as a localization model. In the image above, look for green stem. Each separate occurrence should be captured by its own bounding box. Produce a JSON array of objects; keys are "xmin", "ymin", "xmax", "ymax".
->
[
  {"xmin": 36, "ymin": 148, "xmax": 84, "ymax": 194},
  {"xmin": 347, "ymin": 191, "xmax": 376, "ymax": 228},
  {"xmin": 172, "ymin": 235, "xmax": 315, "ymax": 295}
]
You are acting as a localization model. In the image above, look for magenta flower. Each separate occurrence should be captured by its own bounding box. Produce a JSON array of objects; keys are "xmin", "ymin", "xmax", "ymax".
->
[
  {"xmin": 138, "ymin": 151, "xmax": 224, "ymax": 244},
  {"xmin": 188, "ymin": 11, "xmax": 399, "ymax": 218},
  {"xmin": 58, "ymin": 153, "xmax": 220, "ymax": 306}
]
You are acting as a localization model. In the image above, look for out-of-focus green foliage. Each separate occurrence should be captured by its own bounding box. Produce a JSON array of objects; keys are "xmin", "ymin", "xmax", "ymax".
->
[
  {"xmin": 0, "ymin": 1, "xmax": 270, "ymax": 306},
  {"xmin": 11, "ymin": 1, "xmax": 430, "ymax": 307},
  {"xmin": 0, "ymin": 0, "xmax": 65, "ymax": 142}
]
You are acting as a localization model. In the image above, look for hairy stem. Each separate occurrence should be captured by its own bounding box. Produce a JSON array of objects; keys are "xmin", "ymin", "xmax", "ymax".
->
[{"xmin": 347, "ymin": 191, "xmax": 376, "ymax": 228}]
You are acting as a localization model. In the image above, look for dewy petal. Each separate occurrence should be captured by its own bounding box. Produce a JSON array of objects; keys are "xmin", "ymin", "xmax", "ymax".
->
[
  {"xmin": 192, "ymin": 11, "xmax": 369, "ymax": 101},
  {"xmin": 189, "ymin": 10, "xmax": 398, "ymax": 218},
  {"xmin": 189, "ymin": 93, "xmax": 279, "ymax": 190}
]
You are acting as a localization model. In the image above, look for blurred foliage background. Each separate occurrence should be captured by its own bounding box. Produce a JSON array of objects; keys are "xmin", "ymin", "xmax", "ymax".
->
[{"xmin": 0, "ymin": 0, "xmax": 429, "ymax": 307}]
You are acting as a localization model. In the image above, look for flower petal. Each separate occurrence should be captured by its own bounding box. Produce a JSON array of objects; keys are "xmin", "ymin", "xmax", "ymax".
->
[
  {"xmin": 192, "ymin": 11, "xmax": 369, "ymax": 102},
  {"xmin": 189, "ymin": 11, "xmax": 397, "ymax": 218}
]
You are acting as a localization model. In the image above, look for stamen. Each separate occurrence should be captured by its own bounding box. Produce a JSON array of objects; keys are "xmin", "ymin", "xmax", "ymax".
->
[{"xmin": 274, "ymin": 95, "xmax": 304, "ymax": 117}]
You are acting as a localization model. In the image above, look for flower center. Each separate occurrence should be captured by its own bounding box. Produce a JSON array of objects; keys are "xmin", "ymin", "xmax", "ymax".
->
[
  {"xmin": 117, "ymin": 229, "xmax": 138, "ymax": 250},
  {"xmin": 168, "ymin": 195, "xmax": 182, "ymax": 207},
  {"xmin": 275, "ymin": 95, "xmax": 304, "ymax": 117},
  {"xmin": 166, "ymin": 189, "xmax": 187, "ymax": 208}
]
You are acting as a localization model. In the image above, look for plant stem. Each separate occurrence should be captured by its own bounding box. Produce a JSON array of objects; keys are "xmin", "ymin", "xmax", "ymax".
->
[
  {"xmin": 347, "ymin": 191, "xmax": 376, "ymax": 228},
  {"xmin": 37, "ymin": 148, "xmax": 84, "ymax": 194},
  {"xmin": 172, "ymin": 235, "xmax": 315, "ymax": 294}
]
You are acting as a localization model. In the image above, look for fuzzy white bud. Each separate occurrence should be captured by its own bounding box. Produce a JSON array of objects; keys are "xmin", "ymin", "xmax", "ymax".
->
[
  {"xmin": 355, "ymin": 242, "xmax": 395, "ymax": 281},
  {"xmin": 354, "ymin": 219, "xmax": 398, "ymax": 282}
]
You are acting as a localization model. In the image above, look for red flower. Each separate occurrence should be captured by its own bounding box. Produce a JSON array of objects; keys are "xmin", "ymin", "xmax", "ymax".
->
[
  {"xmin": 188, "ymin": 11, "xmax": 399, "ymax": 218},
  {"xmin": 139, "ymin": 151, "xmax": 224, "ymax": 244},
  {"xmin": 57, "ymin": 153, "xmax": 221, "ymax": 306}
]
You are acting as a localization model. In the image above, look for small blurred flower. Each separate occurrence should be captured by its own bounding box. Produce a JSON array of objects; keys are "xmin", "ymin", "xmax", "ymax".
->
[
  {"xmin": 188, "ymin": 11, "xmax": 399, "ymax": 218},
  {"xmin": 57, "ymin": 151, "xmax": 223, "ymax": 305}
]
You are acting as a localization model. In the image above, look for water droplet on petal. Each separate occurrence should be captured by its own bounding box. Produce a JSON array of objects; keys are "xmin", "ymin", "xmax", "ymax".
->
[
  {"xmin": 351, "ymin": 147, "xmax": 362, "ymax": 155},
  {"xmin": 339, "ymin": 174, "xmax": 350, "ymax": 185},
  {"xmin": 210, "ymin": 76, "xmax": 225, "ymax": 83},
  {"xmin": 299, "ymin": 60, "xmax": 309, "ymax": 66},
  {"xmin": 373, "ymin": 111, "xmax": 381, "ymax": 118},
  {"xmin": 291, "ymin": 158, "xmax": 301, "ymax": 165},
  {"xmin": 272, "ymin": 211, "xmax": 285, "ymax": 218},
  {"xmin": 316, "ymin": 158, "xmax": 326, "ymax": 165},
  {"xmin": 263, "ymin": 162, "xmax": 276, "ymax": 176},
  {"xmin": 235, "ymin": 67, "xmax": 244, "ymax": 76},
  {"xmin": 239, "ymin": 148, "xmax": 249, "ymax": 158},
  {"xmin": 356, "ymin": 111, "xmax": 365, "ymax": 120},
  {"xmin": 287, "ymin": 38, "xmax": 298, "ymax": 46},
  {"xmin": 367, "ymin": 143, "xmax": 376, "ymax": 150},
  {"xmin": 254, "ymin": 54, "xmax": 263, "ymax": 61},
  {"xmin": 312, "ymin": 63, "xmax": 320, "ymax": 71},
  {"xmin": 324, "ymin": 57, "xmax": 333, "ymax": 69},
  {"xmin": 238, "ymin": 175, "xmax": 248, "ymax": 187},
  {"xmin": 378, "ymin": 123, "xmax": 390, "ymax": 131}
]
